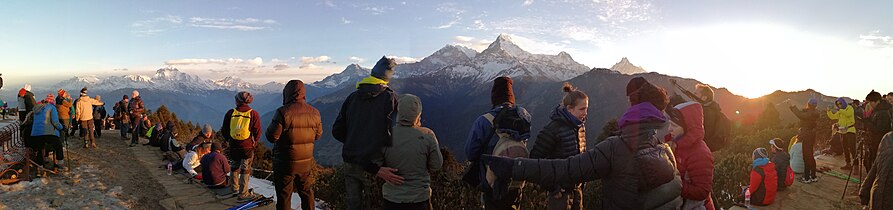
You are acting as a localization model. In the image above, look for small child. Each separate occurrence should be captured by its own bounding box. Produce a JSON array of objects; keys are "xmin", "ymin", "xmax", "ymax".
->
[
  {"xmin": 769, "ymin": 138, "xmax": 795, "ymax": 191},
  {"xmin": 747, "ymin": 148, "xmax": 778, "ymax": 206}
]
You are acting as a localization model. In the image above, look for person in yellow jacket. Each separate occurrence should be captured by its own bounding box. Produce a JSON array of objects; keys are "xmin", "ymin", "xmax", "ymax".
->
[
  {"xmin": 75, "ymin": 88, "xmax": 105, "ymax": 148},
  {"xmin": 827, "ymin": 97, "xmax": 856, "ymax": 170}
]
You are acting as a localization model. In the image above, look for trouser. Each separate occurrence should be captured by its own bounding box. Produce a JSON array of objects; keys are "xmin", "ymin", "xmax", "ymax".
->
[
  {"xmin": 42, "ymin": 135, "xmax": 64, "ymax": 161},
  {"xmin": 548, "ymin": 187, "xmax": 583, "ymax": 210},
  {"xmin": 25, "ymin": 135, "xmax": 46, "ymax": 165},
  {"xmin": 69, "ymin": 120, "xmax": 79, "ymax": 136},
  {"xmin": 117, "ymin": 120, "xmax": 129, "ymax": 138},
  {"xmin": 80, "ymin": 120, "xmax": 95, "ymax": 147},
  {"xmin": 841, "ymin": 133, "xmax": 856, "ymax": 165},
  {"xmin": 273, "ymin": 169, "xmax": 314, "ymax": 210},
  {"xmin": 383, "ymin": 199, "xmax": 432, "ymax": 210},
  {"xmin": 60, "ymin": 119, "xmax": 71, "ymax": 136},
  {"xmin": 18, "ymin": 111, "xmax": 27, "ymax": 123},
  {"xmin": 344, "ymin": 163, "xmax": 372, "ymax": 210},
  {"xmin": 232, "ymin": 157, "xmax": 254, "ymax": 196},
  {"xmin": 130, "ymin": 117, "xmax": 142, "ymax": 144},
  {"xmin": 94, "ymin": 119, "xmax": 103, "ymax": 137},
  {"xmin": 800, "ymin": 128, "xmax": 817, "ymax": 179},
  {"xmin": 864, "ymin": 133, "xmax": 883, "ymax": 172},
  {"xmin": 483, "ymin": 186, "xmax": 522, "ymax": 210}
]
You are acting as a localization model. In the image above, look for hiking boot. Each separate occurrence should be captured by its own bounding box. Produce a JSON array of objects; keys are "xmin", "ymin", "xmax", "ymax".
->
[
  {"xmin": 129, "ymin": 143, "xmax": 136, "ymax": 147},
  {"xmin": 810, "ymin": 177, "xmax": 819, "ymax": 183},
  {"xmin": 798, "ymin": 177, "xmax": 814, "ymax": 184},
  {"xmin": 840, "ymin": 165, "xmax": 852, "ymax": 170},
  {"xmin": 237, "ymin": 192, "xmax": 261, "ymax": 202}
]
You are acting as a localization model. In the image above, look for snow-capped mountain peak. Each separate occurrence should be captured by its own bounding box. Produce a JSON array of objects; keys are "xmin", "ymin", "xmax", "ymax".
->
[
  {"xmin": 311, "ymin": 64, "xmax": 370, "ymax": 89},
  {"xmin": 481, "ymin": 34, "xmax": 530, "ymax": 59},
  {"xmin": 610, "ymin": 57, "xmax": 647, "ymax": 75},
  {"xmin": 213, "ymin": 76, "xmax": 252, "ymax": 89}
]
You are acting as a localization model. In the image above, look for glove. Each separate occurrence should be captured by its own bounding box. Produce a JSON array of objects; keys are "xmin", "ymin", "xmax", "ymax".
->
[{"xmin": 480, "ymin": 154, "xmax": 515, "ymax": 183}]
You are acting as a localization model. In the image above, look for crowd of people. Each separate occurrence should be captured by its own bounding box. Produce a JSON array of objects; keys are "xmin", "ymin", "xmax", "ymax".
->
[{"xmin": 8, "ymin": 55, "xmax": 893, "ymax": 210}]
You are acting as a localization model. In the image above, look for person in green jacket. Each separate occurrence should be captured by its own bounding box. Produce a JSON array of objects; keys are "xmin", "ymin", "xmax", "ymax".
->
[
  {"xmin": 827, "ymin": 97, "xmax": 856, "ymax": 170},
  {"xmin": 381, "ymin": 94, "xmax": 443, "ymax": 210}
]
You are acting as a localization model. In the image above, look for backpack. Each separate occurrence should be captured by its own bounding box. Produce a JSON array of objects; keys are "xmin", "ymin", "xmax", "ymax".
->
[
  {"xmin": 706, "ymin": 105, "xmax": 732, "ymax": 152},
  {"xmin": 483, "ymin": 105, "xmax": 531, "ymax": 199},
  {"xmin": 229, "ymin": 109, "xmax": 252, "ymax": 141}
]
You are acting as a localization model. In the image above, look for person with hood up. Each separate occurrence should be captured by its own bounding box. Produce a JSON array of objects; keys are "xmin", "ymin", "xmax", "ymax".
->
[
  {"xmin": 860, "ymin": 132, "xmax": 893, "ymax": 210},
  {"xmin": 482, "ymin": 77, "xmax": 683, "ymax": 210},
  {"xmin": 75, "ymin": 87, "xmax": 104, "ymax": 148},
  {"xmin": 864, "ymin": 90, "xmax": 892, "ymax": 172},
  {"xmin": 381, "ymin": 94, "xmax": 443, "ymax": 210},
  {"xmin": 746, "ymin": 148, "xmax": 778, "ymax": 207},
  {"xmin": 464, "ymin": 76, "xmax": 532, "ymax": 210},
  {"xmin": 265, "ymin": 80, "xmax": 322, "ymax": 210},
  {"xmin": 129, "ymin": 90, "xmax": 145, "ymax": 147},
  {"xmin": 23, "ymin": 94, "xmax": 65, "ymax": 171},
  {"xmin": 187, "ymin": 124, "xmax": 215, "ymax": 151},
  {"xmin": 529, "ymin": 83, "xmax": 588, "ymax": 210},
  {"xmin": 332, "ymin": 56, "xmax": 402, "ymax": 210},
  {"xmin": 769, "ymin": 138, "xmax": 794, "ymax": 191},
  {"xmin": 114, "ymin": 95, "xmax": 130, "ymax": 140},
  {"xmin": 17, "ymin": 84, "xmax": 36, "ymax": 123},
  {"xmin": 827, "ymin": 97, "xmax": 856, "ymax": 170},
  {"xmin": 221, "ymin": 91, "xmax": 263, "ymax": 201},
  {"xmin": 666, "ymin": 101, "xmax": 715, "ymax": 210},
  {"xmin": 789, "ymin": 98, "xmax": 819, "ymax": 183},
  {"xmin": 92, "ymin": 95, "xmax": 107, "ymax": 138}
]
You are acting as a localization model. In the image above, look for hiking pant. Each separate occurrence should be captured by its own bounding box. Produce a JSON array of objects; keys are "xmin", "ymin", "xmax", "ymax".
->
[
  {"xmin": 130, "ymin": 117, "xmax": 142, "ymax": 145},
  {"xmin": 80, "ymin": 120, "xmax": 95, "ymax": 147},
  {"xmin": 117, "ymin": 120, "xmax": 129, "ymax": 138},
  {"xmin": 59, "ymin": 119, "xmax": 71, "ymax": 137},
  {"xmin": 18, "ymin": 111, "xmax": 27, "ymax": 123},
  {"xmin": 383, "ymin": 199, "xmax": 432, "ymax": 210},
  {"xmin": 548, "ymin": 187, "xmax": 583, "ymax": 210},
  {"xmin": 841, "ymin": 132, "xmax": 856, "ymax": 166},
  {"xmin": 94, "ymin": 119, "xmax": 103, "ymax": 138},
  {"xmin": 42, "ymin": 135, "xmax": 64, "ymax": 161},
  {"xmin": 483, "ymin": 186, "xmax": 522, "ymax": 210},
  {"xmin": 800, "ymin": 128, "xmax": 817, "ymax": 179},
  {"xmin": 231, "ymin": 157, "xmax": 254, "ymax": 196},
  {"xmin": 273, "ymin": 166, "xmax": 314, "ymax": 210},
  {"xmin": 864, "ymin": 133, "xmax": 883, "ymax": 172},
  {"xmin": 344, "ymin": 163, "xmax": 371, "ymax": 210},
  {"xmin": 25, "ymin": 135, "xmax": 45, "ymax": 165}
]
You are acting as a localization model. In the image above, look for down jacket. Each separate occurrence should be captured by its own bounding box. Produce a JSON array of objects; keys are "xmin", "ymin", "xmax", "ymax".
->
[
  {"xmin": 670, "ymin": 102, "xmax": 715, "ymax": 210},
  {"xmin": 511, "ymin": 102, "xmax": 683, "ymax": 209},
  {"xmin": 266, "ymin": 80, "xmax": 322, "ymax": 174},
  {"xmin": 861, "ymin": 132, "xmax": 893, "ymax": 210},
  {"xmin": 530, "ymin": 105, "xmax": 586, "ymax": 190}
]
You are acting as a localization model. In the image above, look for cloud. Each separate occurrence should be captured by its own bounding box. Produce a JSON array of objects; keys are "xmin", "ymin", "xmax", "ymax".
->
[
  {"xmin": 432, "ymin": 3, "xmax": 466, "ymax": 29},
  {"xmin": 208, "ymin": 69, "xmax": 229, "ymax": 74},
  {"xmin": 363, "ymin": 6, "xmax": 393, "ymax": 15},
  {"xmin": 452, "ymin": 36, "xmax": 491, "ymax": 51},
  {"xmin": 300, "ymin": 56, "xmax": 333, "ymax": 64},
  {"xmin": 341, "ymin": 17, "xmax": 352, "ymax": 24},
  {"xmin": 454, "ymin": 36, "xmax": 474, "ymax": 42},
  {"xmin": 386, "ymin": 56, "xmax": 420, "ymax": 64},
  {"xmin": 859, "ymin": 30, "xmax": 893, "ymax": 48},
  {"xmin": 273, "ymin": 64, "xmax": 290, "ymax": 71},
  {"xmin": 189, "ymin": 17, "xmax": 277, "ymax": 31},
  {"xmin": 504, "ymin": 33, "xmax": 576, "ymax": 55},
  {"xmin": 523, "ymin": 0, "xmax": 534, "ymax": 6},
  {"xmin": 112, "ymin": 68, "xmax": 129, "ymax": 71},
  {"xmin": 298, "ymin": 63, "xmax": 318, "ymax": 69},
  {"xmin": 130, "ymin": 15, "xmax": 183, "ymax": 36},
  {"xmin": 348, "ymin": 56, "xmax": 365, "ymax": 64},
  {"xmin": 434, "ymin": 18, "xmax": 461, "ymax": 29},
  {"xmin": 165, "ymin": 57, "xmax": 264, "ymax": 66}
]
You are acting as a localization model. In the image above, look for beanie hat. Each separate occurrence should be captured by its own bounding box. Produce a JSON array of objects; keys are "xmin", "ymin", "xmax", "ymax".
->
[
  {"xmin": 211, "ymin": 142, "xmax": 223, "ymax": 152},
  {"xmin": 18, "ymin": 88, "xmax": 26, "ymax": 97},
  {"xmin": 769, "ymin": 138, "xmax": 786, "ymax": 151},
  {"xmin": 235, "ymin": 91, "xmax": 254, "ymax": 105},
  {"xmin": 123, "ymin": 95, "xmax": 129, "ymax": 100},
  {"xmin": 753, "ymin": 148, "xmax": 768, "ymax": 160},
  {"xmin": 202, "ymin": 124, "xmax": 213, "ymax": 134},
  {"xmin": 491, "ymin": 76, "xmax": 515, "ymax": 107},
  {"xmin": 626, "ymin": 77, "xmax": 648, "ymax": 96},
  {"xmin": 45, "ymin": 94, "xmax": 55, "ymax": 104},
  {"xmin": 836, "ymin": 97, "xmax": 848, "ymax": 109},
  {"xmin": 80, "ymin": 87, "xmax": 88, "ymax": 95},
  {"xmin": 371, "ymin": 56, "xmax": 397, "ymax": 82}
]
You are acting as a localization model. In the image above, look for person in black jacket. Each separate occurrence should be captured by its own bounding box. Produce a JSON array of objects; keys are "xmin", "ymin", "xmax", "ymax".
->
[
  {"xmin": 332, "ymin": 56, "xmax": 402, "ymax": 210},
  {"xmin": 529, "ymin": 83, "xmax": 588, "ymax": 210},
  {"xmin": 92, "ymin": 96, "xmax": 107, "ymax": 138},
  {"xmin": 789, "ymin": 98, "xmax": 819, "ymax": 183},
  {"xmin": 864, "ymin": 90, "xmax": 891, "ymax": 171}
]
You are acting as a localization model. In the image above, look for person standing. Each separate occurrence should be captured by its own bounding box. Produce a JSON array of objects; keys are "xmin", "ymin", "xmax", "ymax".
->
[
  {"xmin": 859, "ymin": 132, "xmax": 893, "ymax": 210},
  {"xmin": 17, "ymin": 84, "xmax": 36, "ymax": 123},
  {"xmin": 93, "ymin": 95, "xmax": 107, "ymax": 138},
  {"xmin": 529, "ymin": 83, "xmax": 588, "ymax": 210},
  {"xmin": 672, "ymin": 80, "xmax": 727, "ymax": 151},
  {"xmin": 221, "ymin": 91, "xmax": 263, "ymax": 201},
  {"xmin": 25, "ymin": 94, "xmax": 65, "ymax": 171},
  {"xmin": 332, "ymin": 56, "xmax": 402, "ymax": 210},
  {"xmin": 55, "ymin": 90, "xmax": 73, "ymax": 137},
  {"xmin": 381, "ymin": 94, "xmax": 444, "ymax": 210},
  {"xmin": 863, "ymin": 91, "xmax": 892, "ymax": 172},
  {"xmin": 789, "ymin": 99, "xmax": 819, "ymax": 183},
  {"xmin": 114, "ymin": 95, "xmax": 130, "ymax": 140},
  {"xmin": 666, "ymin": 101, "xmax": 715, "ymax": 210},
  {"xmin": 827, "ymin": 97, "xmax": 856, "ymax": 170},
  {"xmin": 129, "ymin": 91, "xmax": 145, "ymax": 147},
  {"xmin": 265, "ymin": 80, "xmax": 322, "ymax": 210},
  {"xmin": 75, "ymin": 88, "xmax": 104, "ymax": 148}
]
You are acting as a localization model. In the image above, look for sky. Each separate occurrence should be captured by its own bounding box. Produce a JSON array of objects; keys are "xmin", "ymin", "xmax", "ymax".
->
[{"xmin": 1, "ymin": 0, "xmax": 892, "ymax": 99}]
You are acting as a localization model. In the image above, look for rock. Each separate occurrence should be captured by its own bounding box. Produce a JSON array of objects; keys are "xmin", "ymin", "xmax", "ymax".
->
[
  {"xmin": 51, "ymin": 198, "xmax": 63, "ymax": 207},
  {"xmin": 56, "ymin": 188, "xmax": 65, "ymax": 196}
]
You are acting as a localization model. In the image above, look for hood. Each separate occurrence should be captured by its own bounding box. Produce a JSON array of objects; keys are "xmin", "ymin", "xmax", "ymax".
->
[
  {"xmin": 24, "ymin": 84, "xmax": 31, "ymax": 92},
  {"xmin": 752, "ymin": 157, "xmax": 770, "ymax": 168},
  {"xmin": 617, "ymin": 102, "xmax": 668, "ymax": 151},
  {"xmin": 356, "ymin": 83, "xmax": 389, "ymax": 100},
  {"xmin": 619, "ymin": 102, "xmax": 667, "ymax": 129},
  {"xmin": 551, "ymin": 105, "xmax": 584, "ymax": 128},
  {"xmin": 165, "ymin": 121, "xmax": 177, "ymax": 134},
  {"xmin": 673, "ymin": 102, "xmax": 705, "ymax": 149},
  {"xmin": 397, "ymin": 94, "xmax": 422, "ymax": 127},
  {"xmin": 836, "ymin": 97, "xmax": 848, "ymax": 109},
  {"xmin": 283, "ymin": 80, "xmax": 306, "ymax": 105}
]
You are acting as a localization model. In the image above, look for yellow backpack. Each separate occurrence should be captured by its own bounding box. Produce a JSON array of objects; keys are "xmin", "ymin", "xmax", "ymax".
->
[{"xmin": 229, "ymin": 109, "xmax": 252, "ymax": 140}]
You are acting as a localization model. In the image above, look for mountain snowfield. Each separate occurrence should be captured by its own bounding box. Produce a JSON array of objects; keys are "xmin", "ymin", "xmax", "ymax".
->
[{"xmin": 51, "ymin": 67, "xmax": 282, "ymax": 95}]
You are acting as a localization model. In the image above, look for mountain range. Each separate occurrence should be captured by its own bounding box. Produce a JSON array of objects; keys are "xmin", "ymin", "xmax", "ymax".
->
[{"xmin": 19, "ymin": 34, "xmax": 843, "ymax": 166}]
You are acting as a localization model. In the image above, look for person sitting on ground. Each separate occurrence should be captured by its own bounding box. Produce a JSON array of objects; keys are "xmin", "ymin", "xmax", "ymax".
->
[
  {"xmin": 147, "ymin": 122, "xmax": 164, "ymax": 147},
  {"xmin": 201, "ymin": 142, "xmax": 232, "ymax": 189},
  {"xmin": 860, "ymin": 132, "xmax": 893, "ymax": 210},
  {"xmin": 747, "ymin": 148, "xmax": 777, "ymax": 206},
  {"xmin": 769, "ymin": 138, "xmax": 794, "ymax": 191},
  {"xmin": 187, "ymin": 124, "xmax": 215, "ymax": 151},
  {"xmin": 184, "ymin": 142, "xmax": 211, "ymax": 179},
  {"xmin": 159, "ymin": 121, "xmax": 184, "ymax": 161}
]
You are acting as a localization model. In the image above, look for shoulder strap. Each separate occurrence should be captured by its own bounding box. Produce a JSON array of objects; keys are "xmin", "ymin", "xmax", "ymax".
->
[{"xmin": 480, "ymin": 113, "xmax": 497, "ymax": 155}]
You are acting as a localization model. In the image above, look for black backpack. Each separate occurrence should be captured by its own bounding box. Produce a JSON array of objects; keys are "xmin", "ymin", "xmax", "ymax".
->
[
  {"xmin": 706, "ymin": 106, "xmax": 732, "ymax": 152},
  {"xmin": 491, "ymin": 105, "xmax": 532, "ymax": 139}
]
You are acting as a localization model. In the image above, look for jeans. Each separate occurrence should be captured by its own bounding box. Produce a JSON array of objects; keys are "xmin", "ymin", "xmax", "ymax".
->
[
  {"xmin": 274, "ymin": 169, "xmax": 315, "ymax": 210},
  {"xmin": 131, "ymin": 117, "xmax": 142, "ymax": 145},
  {"xmin": 117, "ymin": 120, "xmax": 129, "ymax": 138},
  {"xmin": 344, "ymin": 163, "xmax": 372, "ymax": 210},
  {"xmin": 94, "ymin": 119, "xmax": 103, "ymax": 137}
]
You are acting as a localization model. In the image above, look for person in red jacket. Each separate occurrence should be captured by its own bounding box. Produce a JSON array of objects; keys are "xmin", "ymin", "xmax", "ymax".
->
[
  {"xmin": 666, "ymin": 101, "xmax": 715, "ymax": 210},
  {"xmin": 748, "ymin": 148, "xmax": 778, "ymax": 206}
]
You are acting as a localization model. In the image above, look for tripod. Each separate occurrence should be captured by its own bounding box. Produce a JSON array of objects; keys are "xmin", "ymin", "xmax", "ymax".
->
[{"xmin": 841, "ymin": 130, "xmax": 868, "ymax": 199}]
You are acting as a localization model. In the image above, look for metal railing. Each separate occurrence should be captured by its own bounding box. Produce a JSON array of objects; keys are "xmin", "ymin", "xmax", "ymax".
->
[{"xmin": 0, "ymin": 121, "xmax": 27, "ymax": 184}]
